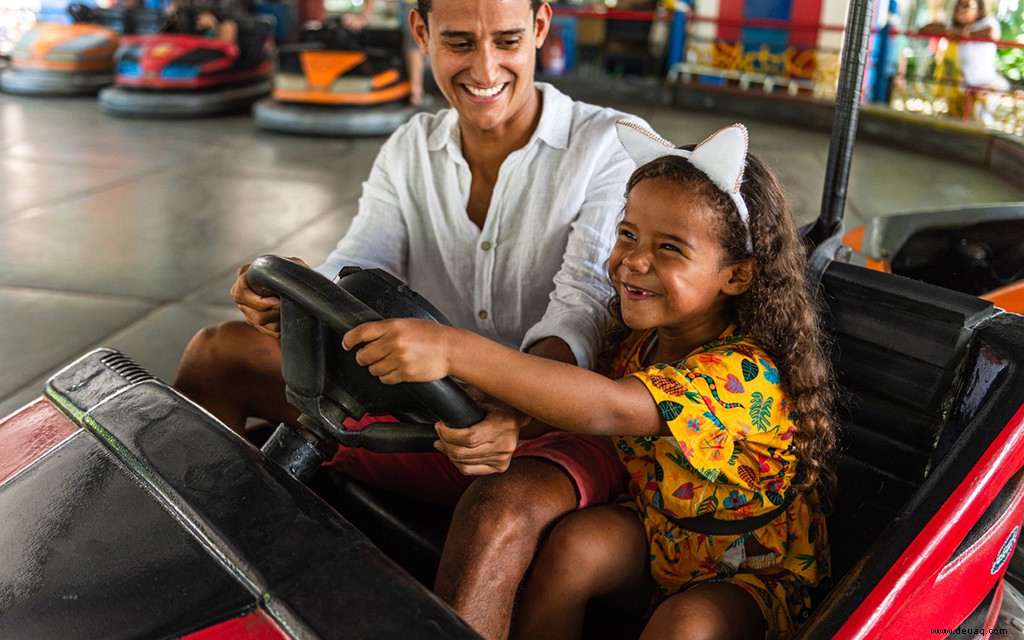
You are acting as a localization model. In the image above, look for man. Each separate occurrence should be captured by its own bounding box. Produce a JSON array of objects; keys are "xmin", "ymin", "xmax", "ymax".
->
[{"xmin": 174, "ymin": 0, "xmax": 644, "ymax": 637}]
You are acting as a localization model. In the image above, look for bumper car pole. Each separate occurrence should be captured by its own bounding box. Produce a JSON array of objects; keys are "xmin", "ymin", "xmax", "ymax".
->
[{"xmin": 810, "ymin": 0, "xmax": 876, "ymax": 247}]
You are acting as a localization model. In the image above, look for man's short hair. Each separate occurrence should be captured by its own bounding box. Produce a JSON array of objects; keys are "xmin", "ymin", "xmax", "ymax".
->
[{"xmin": 416, "ymin": 0, "xmax": 544, "ymax": 30}]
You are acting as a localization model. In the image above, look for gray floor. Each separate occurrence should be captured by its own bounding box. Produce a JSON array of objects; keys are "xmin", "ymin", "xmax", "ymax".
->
[{"xmin": 2, "ymin": 90, "xmax": 1023, "ymax": 418}]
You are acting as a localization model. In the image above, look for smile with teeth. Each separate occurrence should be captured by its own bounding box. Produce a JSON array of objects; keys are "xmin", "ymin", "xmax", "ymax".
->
[
  {"xmin": 623, "ymin": 283, "xmax": 659, "ymax": 299},
  {"xmin": 465, "ymin": 83, "xmax": 507, "ymax": 98}
]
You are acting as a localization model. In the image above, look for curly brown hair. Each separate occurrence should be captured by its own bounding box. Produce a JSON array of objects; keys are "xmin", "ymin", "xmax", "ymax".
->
[{"xmin": 597, "ymin": 152, "xmax": 839, "ymax": 508}]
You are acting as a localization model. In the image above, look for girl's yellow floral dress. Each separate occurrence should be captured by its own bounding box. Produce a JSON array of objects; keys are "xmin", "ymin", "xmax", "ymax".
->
[{"xmin": 610, "ymin": 326, "xmax": 830, "ymax": 639}]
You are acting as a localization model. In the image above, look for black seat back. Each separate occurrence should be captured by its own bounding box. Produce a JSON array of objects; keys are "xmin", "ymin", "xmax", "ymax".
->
[
  {"xmin": 235, "ymin": 15, "xmax": 274, "ymax": 62},
  {"xmin": 821, "ymin": 260, "xmax": 995, "ymax": 578}
]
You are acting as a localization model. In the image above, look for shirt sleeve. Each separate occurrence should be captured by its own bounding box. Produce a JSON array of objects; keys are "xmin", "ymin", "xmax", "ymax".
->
[
  {"xmin": 521, "ymin": 122, "xmax": 634, "ymax": 369},
  {"xmin": 316, "ymin": 134, "xmax": 409, "ymax": 281}
]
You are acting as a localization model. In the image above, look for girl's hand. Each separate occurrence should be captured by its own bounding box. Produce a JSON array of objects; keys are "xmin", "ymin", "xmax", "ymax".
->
[
  {"xmin": 432, "ymin": 402, "xmax": 526, "ymax": 475},
  {"xmin": 342, "ymin": 319, "xmax": 454, "ymax": 384}
]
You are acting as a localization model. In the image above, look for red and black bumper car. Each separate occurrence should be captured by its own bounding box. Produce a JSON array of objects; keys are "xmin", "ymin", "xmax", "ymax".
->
[
  {"xmin": 98, "ymin": 14, "xmax": 274, "ymax": 118},
  {"xmin": 3, "ymin": 254, "xmax": 1024, "ymax": 638},
  {"xmin": 253, "ymin": 17, "xmax": 428, "ymax": 137},
  {"xmin": 4, "ymin": 0, "xmax": 1024, "ymax": 629}
]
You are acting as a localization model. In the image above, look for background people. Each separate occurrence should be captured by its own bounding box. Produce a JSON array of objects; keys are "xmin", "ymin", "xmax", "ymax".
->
[
  {"xmin": 166, "ymin": 0, "xmax": 238, "ymax": 42},
  {"xmin": 921, "ymin": 0, "xmax": 1010, "ymax": 122}
]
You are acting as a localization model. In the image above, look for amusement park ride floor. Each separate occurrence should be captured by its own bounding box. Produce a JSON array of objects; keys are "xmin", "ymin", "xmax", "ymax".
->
[{"xmin": 1, "ymin": 91, "xmax": 1022, "ymax": 417}]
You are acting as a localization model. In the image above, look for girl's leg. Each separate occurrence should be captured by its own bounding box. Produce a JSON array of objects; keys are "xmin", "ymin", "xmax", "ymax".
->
[
  {"xmin": 640, "ymin": 581, "xmax": 767, "ymax": 640},
  {"xmin": 512, "ymin": 504, "xmax": 652, "ymax": 640}
]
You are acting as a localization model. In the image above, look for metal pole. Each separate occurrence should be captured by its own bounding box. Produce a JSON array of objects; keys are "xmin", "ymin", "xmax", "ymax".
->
[
  {"xmin": 812, "ymin": 0, "xmax": 877, "ymax": 243},
  {"xmin": 668, "ymin": 5, "xmax": 688, "ymax": 69}
]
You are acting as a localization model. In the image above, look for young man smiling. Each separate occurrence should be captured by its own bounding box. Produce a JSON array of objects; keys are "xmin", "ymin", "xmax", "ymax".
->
[{"xmin": 173, "ymin": 0, "xmax": 646, "ymax": 636}]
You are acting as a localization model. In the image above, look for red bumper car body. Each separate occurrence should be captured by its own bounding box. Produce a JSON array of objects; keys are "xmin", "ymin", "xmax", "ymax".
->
[{"xmin": 113, "ymin": 30, "xmax": 271, "ymax": 90}]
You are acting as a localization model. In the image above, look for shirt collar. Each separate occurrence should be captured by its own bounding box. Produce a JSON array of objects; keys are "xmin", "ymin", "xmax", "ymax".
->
[
  {"xmin": 427, "ymin": 106, "xmax": 461, "ymax": 152},
  {"xmin": 631, "ymin": 324, "xmax": 743, "ymax": 369},
  {"xmin": 532, "ymin": 82, "xmax": 571, "ymax": 150},
  {"xmin": 425, "ymin": 82, "xmax": 572, "ymax": 154}
]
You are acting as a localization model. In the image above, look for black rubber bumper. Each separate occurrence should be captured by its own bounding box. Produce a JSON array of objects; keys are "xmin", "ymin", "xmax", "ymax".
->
[
  {"xmin": 98, "ymin": 79, "xmax": 272, "ymax": 118},
  {"xmin": 252, "ymin": 96, "xmax": 427, "ymax": 136},
  {"xmin": 0, "ymin": 67, "xmax": 114, "ymax": 96}
]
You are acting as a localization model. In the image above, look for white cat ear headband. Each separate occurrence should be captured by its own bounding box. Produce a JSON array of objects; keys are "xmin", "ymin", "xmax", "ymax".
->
[{"xmin": 615, "ymin": 120, "xmax": 753, "ymax": 252}]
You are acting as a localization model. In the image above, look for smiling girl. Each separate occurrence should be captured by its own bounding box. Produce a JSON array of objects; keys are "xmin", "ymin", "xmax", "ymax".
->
[{"xmin": 343, "ymin": 122, "xmax": 838, "ymax": 639}]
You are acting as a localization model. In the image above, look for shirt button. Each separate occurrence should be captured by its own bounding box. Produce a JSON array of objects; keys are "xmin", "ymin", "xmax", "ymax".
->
[
  {"xmin": 480, "ymin": 241, "xmax": 492, "ymax": 251},
  {"xmin": 478, "ymin": 310, "xmax": 489, "ymax": 320}
]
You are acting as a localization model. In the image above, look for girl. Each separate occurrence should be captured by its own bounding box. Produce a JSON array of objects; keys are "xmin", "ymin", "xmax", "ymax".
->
[{"xmin": 342, "ymin": 122, "xmax": 837, "ymax": 640}]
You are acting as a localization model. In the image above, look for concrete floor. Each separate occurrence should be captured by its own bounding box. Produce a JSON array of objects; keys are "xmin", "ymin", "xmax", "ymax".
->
[{"xmin": 1, "ymin": 90, "xmax": 1022, "ymax": 418}]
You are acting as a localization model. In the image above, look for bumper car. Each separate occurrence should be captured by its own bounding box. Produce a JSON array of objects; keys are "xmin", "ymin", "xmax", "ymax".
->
[
  {"xmin": 97, "ymin": 12, "xmax": 274, "ymax": 117},
  {"xmin": 253, "ymin": 17, "xmax": 427, "ymax": 137},
  {"xmin": 4, "ymin": 0, "xmax": 1024, "ymax": 638},
  {"xmin": 843, "ymin": 204, "xmax": 1024, "ymax": 313},
  {"xmin": 3, "ymin": 251, "xmax": 1024, "ymax": 639},
  {"xmin": 0, "ymin": 3, "xmax": 163, "ymax": 96}
]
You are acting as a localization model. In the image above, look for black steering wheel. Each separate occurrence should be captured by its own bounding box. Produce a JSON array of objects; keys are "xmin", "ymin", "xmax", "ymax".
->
[
  {"xmin": 245, "ymin": 255, "xmax": 484, "ymax": 464},
  {"xmin": 68, "ymin": 2, "xmax": 99, "ymax": 23}
]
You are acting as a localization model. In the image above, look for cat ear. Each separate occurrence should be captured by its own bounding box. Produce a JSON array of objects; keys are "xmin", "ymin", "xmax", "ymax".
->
[
  {"xmin": 615, "ymin": 120, "xmax": 688, "ymax": 167},
  {"xmin": 614, "ymin": 120, "xmax": 753, "ymax": 253},
  {"xmin": 691, "ymin": 124, "xmax": 752, "ymax": 250},
  {"xmin": 690, "ymin": 124, "xmax": 748, "ymax": 196}
]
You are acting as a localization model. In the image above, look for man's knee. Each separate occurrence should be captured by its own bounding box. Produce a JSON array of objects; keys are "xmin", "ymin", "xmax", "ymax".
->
[
  {"xmin": 457, "ymin": 459, "xmax": 578, "ymax": 540},
  {"xmin": 180, "ymin": 321, "xmax": 262, "ymax": 370},
  {"xmin": 175, "ymin": 320, "xmax": 278, "ymax": 393}
]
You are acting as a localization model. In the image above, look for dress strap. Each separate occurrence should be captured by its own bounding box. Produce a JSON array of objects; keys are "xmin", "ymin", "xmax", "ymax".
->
[{"xmin": 656, "ymin": 490, "xmax": 795, "ymax": 536}]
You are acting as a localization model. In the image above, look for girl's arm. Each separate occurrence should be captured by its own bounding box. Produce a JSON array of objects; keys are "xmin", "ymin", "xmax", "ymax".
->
[
  {"xmin": 963, "ymin": 19, "xmax": 998, "ymax": 39},
  {"xmin": 342, "ymin": 318, "xmax": 668, "ymax": 437}
]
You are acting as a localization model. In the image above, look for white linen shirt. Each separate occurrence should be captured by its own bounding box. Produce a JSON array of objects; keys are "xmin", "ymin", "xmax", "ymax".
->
[{"xmin": 318, "ymin": 83, "xmax": 643, "ymax": 370}]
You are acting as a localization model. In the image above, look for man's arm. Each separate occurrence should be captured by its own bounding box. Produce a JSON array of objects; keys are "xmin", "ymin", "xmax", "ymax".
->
[
  {"xmin": 520, "ymin": 112, "xmax": 641, "ymax": 370},
  {"xmin": 316, "ymin": 133, "xmax": 409, "ymax": 281},
  {"xmin": 516, "ymin": 336, "xmax": 576, "ymax": 438},
  {"xmin": 418, "ymin": 336, "xmax": 575, "ymax": 475}
]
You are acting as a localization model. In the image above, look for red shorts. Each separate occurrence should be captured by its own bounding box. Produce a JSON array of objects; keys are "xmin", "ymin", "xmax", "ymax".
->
[{"xmin": 324, "ymin": 417, "xmax": 627, "ymax": 509}]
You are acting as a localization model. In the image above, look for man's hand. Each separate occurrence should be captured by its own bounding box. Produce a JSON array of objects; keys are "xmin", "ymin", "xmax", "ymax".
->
[
  {"xmin": 343, "ymin": 318, "xmax": 457, "ymax": 384},
  {"xmin": 229, "ymin": 257, "xmax": 309, "ymax": 339},
  {"xmin": 340, "ymin": 12, "xmax": 369, "ymax": 32},
  {"xmin": 433, "ymin": 402, "xmax": 528, "ymax": 475},
  {"xmin": 195, "ymin": 10, "xmax": 219, "ymax": 32}
]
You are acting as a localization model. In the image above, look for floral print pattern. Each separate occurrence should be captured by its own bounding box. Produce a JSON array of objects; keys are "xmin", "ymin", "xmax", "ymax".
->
[{"xmin": 610, "ymin": 326, "xmax": 830, "ymax": 639}]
